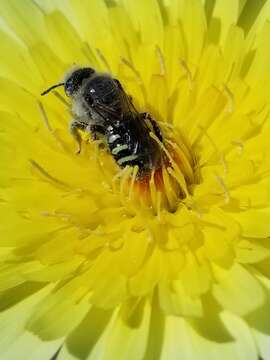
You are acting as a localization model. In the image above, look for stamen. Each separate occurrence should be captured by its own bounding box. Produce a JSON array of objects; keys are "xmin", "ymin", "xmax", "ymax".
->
[
  {"xmin": 165, "ymin": 131, "xmax": 193, "ymax": 164},
  {"xmin": 32, "ymin": 0, "xmax": 46, "ymax": 14},
  {"xmin": 108, "ymin": 239, "xmax": 123, "ymax": 251},
  {"xmin": 93, "ymin": 140, "xmax": 112, "ymax": 189},
  {"xmin": 215, "ymin": 174, "xmax": 230, "ymax": 203},
  {"xmin": 37, "ymin": 100, "xmax": 52, "ymax": 132},
  {"xmin": 29, "ymin": 159, "xmax": 69, "ymax": 188},
  {"xmin": 120, "ymin": 57, "xmax": 147, "ymax": 103},
  {"xmin": 195, "ymin": 124, "xmax": 219, "ymax": 150},
  {"xmin": 150, "ymin": 132, "xmax": 189, "ymax": 196},
  {"xmin": 223, "ymin": 84, "xmax": 235, "ymax": 113},
  {"xmin": 37, "ymin": 100, "xmax": 71, "ymax": 153},
  {"xmin": 112, "ymin": 166, "xmax": 131, "ymax": 193},
  {"xmin": 120, "ymin": 57, "xmax": 142, "ymax": 82},
  {"xmin": 96, "ymin": 48, "xmax": 112, "ymax": 72},
  {"xmin": 197, "ymin": 128, "xmax": 228, "ymax": 174},
  {"xmin": 156, "ymin": 191, "xmax": 162, "ymax": 221},
  {"xmin": 40, "ymin": 210, "xmax": 72, "ymax": 221},
  {"xmin": 167, "ymin": 166, "xmax": 189, "ymax": 198},
  {"xmin": 231, "ymin": 140, "xmax": 244, "ymax": 155},
  {"xmin": 149, "ymin": 170, "xmax": 158, "ymax": 213},
  {"xmin": 120, "ymin": 166, "xmax": 133, "ymax": 203},
  {"xmin": 52, "ymin": 91, "xmax": 70, "ymax": 108},
  {"xmin": 81, "ymin": 42, "xmax": 97, "ymax": 64},
  {"xmin": 165, "ymin": 139, "xmax": 195, "ymax": 183},
  {"xmin": 162, "ymin": 166, "xmax": 178, "ymax": 211},
  {"xmin": 220, "ymin": 155, "xmax": 228, "ymax": 175},
  {"xmin": 156, "ymin": 46, "xmax": 166, "ymax": 75},
  {"xmin": 158, "ymin": 121, "xmax": 175, "ymax": 129},
  {"xmin": 129, "ymin": 165, "xmax": 139, "ymax": 200},
  {"xmin": 179, "ymin": 59, "xmax": 193, "ymax": 90}
]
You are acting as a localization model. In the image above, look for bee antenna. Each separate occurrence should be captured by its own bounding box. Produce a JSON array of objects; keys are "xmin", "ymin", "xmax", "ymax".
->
[{"xmin": 41, "ymin": 83, "xmax": 65, "ymax": 96}]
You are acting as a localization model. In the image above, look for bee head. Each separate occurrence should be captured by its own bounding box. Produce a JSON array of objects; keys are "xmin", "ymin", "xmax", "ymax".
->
[
  {"xmin": 41, "ymin": 67, "xmax": 95, "ymax": 97},
  {"xmin": 64, "ymin": 67, "xmax": 95, "ymax": 97}
]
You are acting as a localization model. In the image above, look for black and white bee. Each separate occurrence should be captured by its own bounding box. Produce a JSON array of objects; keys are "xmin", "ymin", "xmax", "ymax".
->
[{"xmin": 41, "ymin": 67, "xmax": 163, "ymax": 177}]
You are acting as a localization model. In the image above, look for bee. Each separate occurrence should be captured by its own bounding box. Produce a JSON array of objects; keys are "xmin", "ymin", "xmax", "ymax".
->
[{"xmin": 41, "ymin": 67, "xmax": 164, "ymax": 177}]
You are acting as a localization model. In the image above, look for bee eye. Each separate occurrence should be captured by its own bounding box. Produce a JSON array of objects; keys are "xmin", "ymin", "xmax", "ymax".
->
[
  {"xmin": 65, "ymin": 79, "xmax": 75, "ymax": 96},
  {"xmin": 64, "ymin": 67, "xmax": 95, "ymax": 97}
]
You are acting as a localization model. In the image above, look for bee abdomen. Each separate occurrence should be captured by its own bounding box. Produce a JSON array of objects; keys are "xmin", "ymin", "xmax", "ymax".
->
[
  {"xmin": 106, "ymin": 122, "xmax": 141, "ymax": 167},
  {"xmin": 105, "ymin": 116, "xmax": 162, "ymax": 175},
  {"xmin": 108, "ymin": 136, "xmax": 139, "ymax": 165}
]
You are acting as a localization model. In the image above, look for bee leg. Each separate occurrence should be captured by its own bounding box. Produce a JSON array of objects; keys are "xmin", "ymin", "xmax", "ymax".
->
[
  {"xmin": 69, "ymin": 119, "xmax": 87, "ymax": 154},
  {"xmin": 86, "ymin": 124, "xmax": 106, "ymax": 141},
  {"xmin": 141, "ymin": 112, "xmax": 163, "ymax": 142}
]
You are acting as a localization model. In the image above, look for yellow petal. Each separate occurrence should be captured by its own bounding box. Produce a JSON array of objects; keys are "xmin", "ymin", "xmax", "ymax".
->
[
  {"xmin": 179, "ymin": 252, "xmax": 212, "ymax": 296},
  {"xmin": 0, "ymin": 32, "xmax": 41, "ymax": 90},
  {"xmin": 0, "ymin": 285, "xmax": 53, "ymax": 354},
  {"xmin": 161, "ymin": 314, "xmax": 257, "ymax": 360},
  {"xmin": 58, "ymin": 307, "xmax": 116, "ymax": 360},
  {"xmin": 236, "ymin": 239, "xmax": 270, "ymax": 264},
  {"xmin": 27, "ymin": 279, "xmax": 90, "ymax": 340},
  {"xmin": 246, "ymin": 21, "xmax": 270, "ymax": 85},
  {"xmin": 44, "ymin": 11, "xmax": 88, "ymax": 65},
  {"xmin": 212, "ymin": 263, "xmax": 265, "ymax": 315},
  {"xmin": 129, "ymin": 246, "xmax": 163, "ymax": 296},
  {"xmin": 232, "ymin": 209, "xmax": 270, "ymax": 238},
  {"xmin": 121, "ymin": 0, "xmax": 163, "ymax": 45},
  {"xmin": 102, "ymin": 299, "xmax": 151, "ymax": 360},
  {"xmin": 246, "ymin": 274, "xmax": 270, "ymax": 360},
  {"xmin": 159, "ymin": 280, "xmax": 203, "ymax": 317},
  {"xmin": 0, "ymin": 0, "xmax": 48, "ymax": 46},
  {"xmin": 209, "ymin": 0, "xmax": 239, "ymax": 46},
  {"xmin": 2, "ymin": 332, "xmax": 62, "ymax": 360},
  {"xmin": 172, "ymin": 0, "xmax": 206, "ymax": 64}
]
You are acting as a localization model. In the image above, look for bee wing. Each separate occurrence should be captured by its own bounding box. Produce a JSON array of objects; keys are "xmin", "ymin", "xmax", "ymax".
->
[
  {"xmin": 92, "ymin": 80, "xmax": 139, "ymax": 123},
  {"xmin": 94, "ymin": 100, "xmax": 121, "ymax": 117},
  {"xmin": 114, "ymin": 79, "xmax": 139, "ymax": 116},
  {"xmin": 84, "ymin": 78, "xmax": 139, "ymax": 122}
]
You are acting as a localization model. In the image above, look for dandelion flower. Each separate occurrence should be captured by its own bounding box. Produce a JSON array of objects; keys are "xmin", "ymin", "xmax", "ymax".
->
[{"xmin": 1, "ymin": 0, "xmax": 270, "ymax": 359}]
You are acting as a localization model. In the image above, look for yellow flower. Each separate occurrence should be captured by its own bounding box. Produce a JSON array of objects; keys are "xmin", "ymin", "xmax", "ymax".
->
[{"xmin": 1, "ymin": 0, "xmax": 270, "ymax": 359}]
